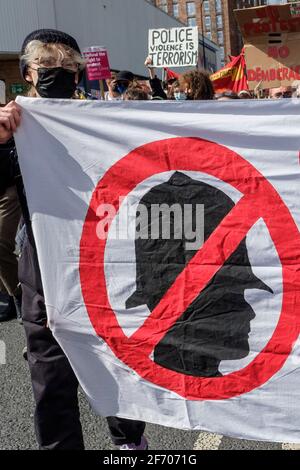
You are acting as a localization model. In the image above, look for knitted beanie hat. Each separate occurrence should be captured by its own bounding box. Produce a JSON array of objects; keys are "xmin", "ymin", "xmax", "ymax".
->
[{"xmin": 20, "ymin": 29, "xmax": 83, "ymax": 81}]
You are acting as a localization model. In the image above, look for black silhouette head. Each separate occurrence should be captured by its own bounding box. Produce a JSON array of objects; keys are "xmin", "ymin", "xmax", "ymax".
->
[{"xmin": 126, "ymin": 172, "xmax": 272, "ymax": 377}]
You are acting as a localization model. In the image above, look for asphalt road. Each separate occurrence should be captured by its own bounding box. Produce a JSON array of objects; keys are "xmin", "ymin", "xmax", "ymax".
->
[{"xmin": 0, "ymin": 296, "xmax": 298, "ymax": 451}]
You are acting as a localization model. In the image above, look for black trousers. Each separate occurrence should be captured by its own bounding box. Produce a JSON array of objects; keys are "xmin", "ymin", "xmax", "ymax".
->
[{"xmin": 20, "ymin": 236, "xmax": 145, "ymax": 449}]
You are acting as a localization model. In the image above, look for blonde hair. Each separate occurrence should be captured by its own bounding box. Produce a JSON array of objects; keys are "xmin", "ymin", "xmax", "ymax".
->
[{"xmin": 20, "ymin": 40, "xmax": 86, "ymax": 97}]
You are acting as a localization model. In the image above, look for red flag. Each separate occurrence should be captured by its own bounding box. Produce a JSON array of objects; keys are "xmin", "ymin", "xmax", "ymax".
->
[
  {"xmin": 164, "ymin": 68, "xmax": 180, "ymax": 81},
  {"xmin": 211, "ymin": 52, "xmax": 248, "ymax": 93}
]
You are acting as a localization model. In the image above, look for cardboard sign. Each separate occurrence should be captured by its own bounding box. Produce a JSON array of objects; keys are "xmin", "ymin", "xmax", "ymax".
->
[
  {"xmin": 148, "ymin": 27, "xmax": 198, "ymax": 68},
  {"xmin": 235, "ymin": 3, "xmax": 300, "ymax": 90},
  {"xmin": 83, "ymin": 46, "xmax": 111, "ymax": 81}
]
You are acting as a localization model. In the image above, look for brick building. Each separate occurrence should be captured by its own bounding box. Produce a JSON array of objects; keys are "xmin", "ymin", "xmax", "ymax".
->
[{"xmin": 150, "ymin": 0, "xmax": 268, "ymax": 66}]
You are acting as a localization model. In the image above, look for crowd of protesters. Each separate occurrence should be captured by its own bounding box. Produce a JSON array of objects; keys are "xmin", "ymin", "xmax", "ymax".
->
[
  {"xmin": 100, "ymin": 55, "xmax": 299, "ymax": 103},
  {"xmin": 0, "ymin": 28, "xmax": 299, "ymax": 451}
]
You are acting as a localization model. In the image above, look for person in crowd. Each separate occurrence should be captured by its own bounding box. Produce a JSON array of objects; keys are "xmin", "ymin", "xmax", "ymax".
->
[
  {"xmin": 238, "ymin": 90, "xmax": 252, "ymax": 99},
  {"xmin": 215, "ymin": 90, "xmax": 240, "ymax": 100},
  {"xmin": 105, "ymin": 70, "xmax": 134, "ymax": 101},
  {"xmin": 0, "ymin": 28, "xmax": 147, "ymax": 451},
  {"xmin": 0, "ymin": 137, "xmax": 22, "ymax": 322},
  {"xmin": 179, "ymin": 70, "xmax": 215, "ymax": 100},
  {"xmin": 105, "ymin": 72, "xmax": 121, "ymax": 101},
  {"xmin": 171, "ymin": 80, "xmax": 189, "ymax": 101},
  {"xmin": 135, "ymin": 79, "xmax": 152, "ymax": 96},
  {"xmin": 124, "ymin": 85, "xmax": 149, "ymax": 101},
  {"xmin": 269, "ymin": 86, "xmax": 293, "ymax": 99},
  {"xmin": 144, "ymin": 56, "xmax": 167, "ymax": 100}
]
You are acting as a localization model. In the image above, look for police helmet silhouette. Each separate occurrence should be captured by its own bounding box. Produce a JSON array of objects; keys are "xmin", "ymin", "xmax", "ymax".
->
[{"xmin": 126, "ymin": 171, "xmax": 272, "ymax": 377}]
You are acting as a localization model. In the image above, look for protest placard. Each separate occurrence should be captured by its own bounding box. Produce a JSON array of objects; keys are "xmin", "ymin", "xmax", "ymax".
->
[
  {"xmin": 15, "ymin": 97, "xmax": 300, "ymax": 442},
  {"xmin": 148, "ymin": 27, "xmax": 198, "ymax": 68},
  {"xmin": 235, "ymin": 3, "xmax": 300, "ymax": 90},
  {"xmin": 83, "ymin": 46, "xmax": 111, "ymax": 81}
]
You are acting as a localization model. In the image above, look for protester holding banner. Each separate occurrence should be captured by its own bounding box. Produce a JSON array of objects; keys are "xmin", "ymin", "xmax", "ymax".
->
[{"xmin": 0, "ymin": 28, "xmax": 147, "ymax": 451}]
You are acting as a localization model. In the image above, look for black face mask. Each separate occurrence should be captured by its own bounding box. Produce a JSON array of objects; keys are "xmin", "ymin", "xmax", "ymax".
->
[{"xmin": 35, "ymin": 67, "xmax": 77, "ymax": 99}]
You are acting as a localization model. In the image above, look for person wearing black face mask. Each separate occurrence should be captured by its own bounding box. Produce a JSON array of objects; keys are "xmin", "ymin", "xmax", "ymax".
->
[
  {"xmin": 0, "ymin": 29, "xmax": 147, "ymax": 451},
  {"xmin": 29, "ymin": 66, "xmax": 78, "ymax": 99},
  {"xmin": 111, "ymin": 70, "xmax": 134, "ymax": 97},
  {"xmin": 115, "ymin": 71, "xmax": 134, "ymax": 93},
  {"xmin": 20, "ymin": 31, "xmax": 83, "ymax": 100}
]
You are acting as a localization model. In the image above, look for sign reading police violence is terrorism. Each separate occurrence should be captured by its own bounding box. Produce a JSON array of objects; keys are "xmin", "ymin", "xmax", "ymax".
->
[
  {"xmin": 148, "ymin": 26, "xmax": 198, "ymax": 67},
  {"xmin": 15, "ymin": 97, "xmax": 300, "ymax": 443}
]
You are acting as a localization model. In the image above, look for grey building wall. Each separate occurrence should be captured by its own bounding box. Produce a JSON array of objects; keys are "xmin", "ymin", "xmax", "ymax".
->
[
  {"xmin": 0, "ymin": 0, "xmax": 219, "ymax": 75},
  {"xmin": 0, "ymin": 0, "xmax": 56, "ymax": 53}
]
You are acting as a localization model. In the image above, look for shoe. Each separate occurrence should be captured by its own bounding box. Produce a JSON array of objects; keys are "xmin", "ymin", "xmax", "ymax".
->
[
  {"xmin": 0, "ymin": 296, "xmax": 16, "ymax": 322},
  {"xmin": 119, "ymin": 435, "xmax": 148, "ymax": 450},
  {"xmin": 22, "ymin": 346, "xmax": 28, "ymax": 361}
]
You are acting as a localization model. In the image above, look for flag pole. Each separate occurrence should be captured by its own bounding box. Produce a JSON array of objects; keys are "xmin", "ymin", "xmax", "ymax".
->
[{"xmin": 99, "ymin": 80, "xmax": 105, "ymax": 100}]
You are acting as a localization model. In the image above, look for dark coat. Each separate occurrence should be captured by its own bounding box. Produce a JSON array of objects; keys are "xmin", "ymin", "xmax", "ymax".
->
[
  {"xmin": 0, "ymin": 138, "xmax": 16, "ymax": 196},
  {"xmin": 0, "ymin": 139, "xmax": 40, "ymax": 290}
]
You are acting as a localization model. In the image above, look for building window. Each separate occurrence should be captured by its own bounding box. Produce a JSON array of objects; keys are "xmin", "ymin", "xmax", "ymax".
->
[
  {"xmin": 187, "ymin": 17, "xmax": 197, "ymax": 26},
  {"xmin": 250, "ymin": 0, "xmax": 267, "ymax": 6},
  {"xmin": 217, "ymin": 30, "xmax": 224, "ymax": 45},
  {"xmin": 173, "ymin": 1, "xmax": 179, "ymax": 17},
  {"xmin": 186, "ymin": 2, "xmax": 196, "ymax": 17},
  {"xmin": 220, "ymin": 46, "xmax": 225, "ymax": 60},
  {"xmin": 159, "ymin": 0, "xmax": 168, "ymax": 12},
  {"xmin": 216, "ymin": 14, "xmax": 223, "ymax": 29},
  {"xmin": 206, "ymin": 31, "xmax": 212, "ymax": 40},
  {"xmin": 205, "ymin": 16, "xmax": 211, "ymax": 30},
  {"xmin": 215, "ymin": 0, "xmax": 222, "ymax": 14},
  {"xmin": 203, "ymin": 1, "xmax": 210, "ymax": 13}
]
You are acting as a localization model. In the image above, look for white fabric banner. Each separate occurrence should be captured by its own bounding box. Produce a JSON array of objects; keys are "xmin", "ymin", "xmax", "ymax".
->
[{"xmin": 15, "ymin": 97, "xmax": 300, "ymax": 443}]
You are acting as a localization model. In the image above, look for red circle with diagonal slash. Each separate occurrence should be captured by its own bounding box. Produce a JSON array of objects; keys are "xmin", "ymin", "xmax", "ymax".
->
[{"xmin": 80, "ymin": 137, "xmax": 300, "ymax": 400}]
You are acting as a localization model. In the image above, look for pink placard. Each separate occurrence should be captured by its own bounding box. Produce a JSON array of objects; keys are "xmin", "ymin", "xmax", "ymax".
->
[{"xmin": 83, "ymin": 48, "xmax": 112, "ymax": 81}]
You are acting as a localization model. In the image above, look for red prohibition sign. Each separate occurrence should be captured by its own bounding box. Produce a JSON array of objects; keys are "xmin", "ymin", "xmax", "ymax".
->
[{"xmin": 80, "ymin": 137, "xmax": 300, "ymax": 400}]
